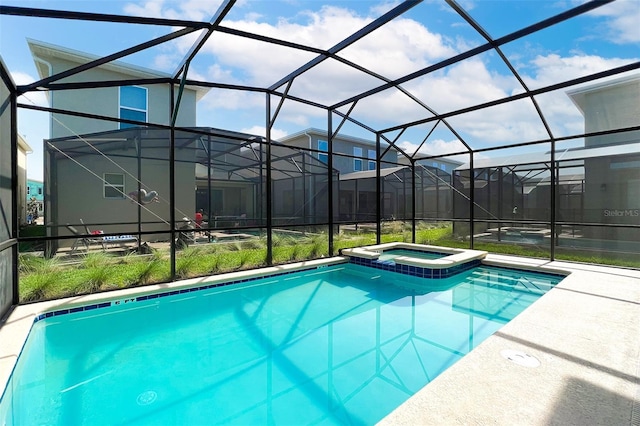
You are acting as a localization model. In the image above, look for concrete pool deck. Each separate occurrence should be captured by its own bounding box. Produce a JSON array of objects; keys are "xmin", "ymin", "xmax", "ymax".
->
[
  {"xmin": 1, "ymin": 254, "xmax": 639, "ymax": 425},
  {"xmin": 380, "ymin": 255, "xmax": 640, "ymax": 425}
]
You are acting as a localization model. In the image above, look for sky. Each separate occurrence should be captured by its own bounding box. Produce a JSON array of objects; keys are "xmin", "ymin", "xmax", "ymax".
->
[{"xmin": 0, "ymin": 0, "xmax": 638, "ymax": 180}]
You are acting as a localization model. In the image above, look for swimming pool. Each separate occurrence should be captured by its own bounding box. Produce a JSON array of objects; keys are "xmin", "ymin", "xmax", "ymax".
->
[{"xmin": 0, "ymin": 262, "xmax": 563, "ymax": 425}]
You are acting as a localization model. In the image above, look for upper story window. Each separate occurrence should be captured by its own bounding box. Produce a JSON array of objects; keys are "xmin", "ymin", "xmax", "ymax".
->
[
  {"xmin": 119, "ymin": 86, "xmax": 147, "ymax": 129},
  {"xmin": 104, "ymin": 173, "xmax": 125, "ymax": 199},
  {"xmin": 368, "ymin": 149, "xmax": 376, "ymax": 170},
  {"xmin": 38, "ymin": 187, "xmax": 42, "ymax": 195},
  {"xmin": 317, "ymin": 140, "xmax": 328, "ymax": 164},
  {"xmin": 354, "ymin": 147, "xmax": 363, "ymax": 171},
  {"xmin": 27, "ymin": 186, "xmax": 30, "ymax": 195}
]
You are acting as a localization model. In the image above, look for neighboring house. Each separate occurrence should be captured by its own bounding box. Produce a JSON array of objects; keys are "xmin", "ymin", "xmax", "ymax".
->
[
  {"xmin": 277, "ymin": 129, "xmax": 391, "ymax": 222},
  {"xmin": 17, "ymin": 135, "xmax": 32, "ymax": 226},
  {"xmin": 47, "ymin": 127, "xmax": 335, "ymax": 233},
  {"xmin": 29, "ymin": 39, "xmax": 209, "ymax": 245},
  {"xmin": 26, "ymin": 179, "xmax": 44, "ymax": 222},
  {"xmin": 452, "ymin": 74, "xmax": 640, "ymax": 248},
  {"xmin": 28, "ymin": 39, "xmax": 208, "ymax": 139},
  {"xmin": 278, "ymin": 128, "xmax": 461, "ymax": 222},
  {"xmin": 567, "ymin": 74, "xmax": 640, "ymax": 244},
  {"xmin": 277, "ymin": 128, "xmax": 399, "ymax": 174},
  {"xmin": 337, "ymin": 164, "xmax": 455, "ymax": 222}
]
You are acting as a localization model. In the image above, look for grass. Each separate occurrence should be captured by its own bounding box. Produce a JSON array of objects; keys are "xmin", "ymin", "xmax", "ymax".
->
[
  {"xmin": 18, "ymin": 254, "xmax": 62, "ymax": 302},
  {"xmin": 17, "ymin": 222, "xmax": 640, "ymax": 303}
]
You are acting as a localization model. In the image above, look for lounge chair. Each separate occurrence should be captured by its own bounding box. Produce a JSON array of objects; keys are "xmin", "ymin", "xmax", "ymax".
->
[
  {"xmin": 66, "ymin": 220, "xmax": 138, "ymax": 253},
  {"xmin": 66, "ymin": 224, "xmax": 106, "ymax": 253},
  {"xmin": 100, "ymin": 234, "xmax": 139, "ymax": 249},
  {"xmin": 80, "ymin": 219, "xmax": 138, "ymax": 249}
]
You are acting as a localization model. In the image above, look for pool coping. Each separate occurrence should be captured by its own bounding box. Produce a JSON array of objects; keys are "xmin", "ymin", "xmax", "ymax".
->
[
  {"xmin": 341, "ymin": 242, "xmax": 488, "ymax": 269},
  {"xmin": 1, "ymin": 253, "xmax": 638, "ymax": 425}
]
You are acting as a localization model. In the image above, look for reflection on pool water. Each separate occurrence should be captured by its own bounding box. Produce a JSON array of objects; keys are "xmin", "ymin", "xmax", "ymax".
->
[{"xmin": 0, "ymin": 263, "xmax": 563, "ymax": 425}]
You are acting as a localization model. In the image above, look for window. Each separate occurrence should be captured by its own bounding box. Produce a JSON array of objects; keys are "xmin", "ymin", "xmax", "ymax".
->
[
  {"xmin": 317, "ymin": 140, "xmax": 328, "ymax": 164},
  {"xmin": 354, "ymin": 147, "xmax": 363, "ymax": 171},
  {"xmin": 368, "ymin": 149, "xmax": 376, "ymax": 170},
  {"xmin": 38, "ymin": 187, "xmax": 42, "ymax": 195},
  {"xmin": 27, "ymin": 186, "xmax": 30, "ymax": 195},
  {"xmin": 104, "ymin": 173, "xmax": 125, "ymax": 199},
  {"xmin": 119, "ymin": 86, "xmax": 147, "ymax": 129}
]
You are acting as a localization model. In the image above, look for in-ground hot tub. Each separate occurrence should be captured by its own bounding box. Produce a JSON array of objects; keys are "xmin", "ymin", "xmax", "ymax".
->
[{"xmin": 341, "ymin": 242, "xmax": 487, "ymax": 278}]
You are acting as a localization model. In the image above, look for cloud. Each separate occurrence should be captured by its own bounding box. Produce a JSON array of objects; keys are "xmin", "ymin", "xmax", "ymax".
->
[
  {"xmin": 12, "ymin": 71, "xmax": 49, "ymax": 107},
  {"xmin": 120, "ymin": 1, "xmax": 638, "ymax": 154},
  {"xmin": 524, "ymin": 54, "xmax": 636, "ymax": 88},
  {"xmin": 588, "ymin": 0, "xmax": 640, "ymax": 44},
  {"xmin": 399, "ymin": 138, "xmax": 468, "ymax": 161},
  {"xmin": 130, "ymin": 3, "xmax": 458, "ymax": 97},
  {"xmin": 123, "ymin": 0, "xmax": 218, "ymax": 22},
  {"xmin": 199, "ymin": 87, "xmax": 263, "ymax": 110},
  {"xmin": 241, "ymin": 126, "xmax": 288, "ymax": 140}
]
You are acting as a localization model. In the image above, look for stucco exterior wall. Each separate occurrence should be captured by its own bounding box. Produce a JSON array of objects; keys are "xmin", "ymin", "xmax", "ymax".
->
[
  {"xmin": 40, "ymin": 56, "xmax": 198, "ymax": 139},
  {"xmin": 0, "ymin": 65, "xmax": 15, "ymax": 317},
  {"xmin": 55, "ymin": 142, "xmax": 196, "ymax": 244}
]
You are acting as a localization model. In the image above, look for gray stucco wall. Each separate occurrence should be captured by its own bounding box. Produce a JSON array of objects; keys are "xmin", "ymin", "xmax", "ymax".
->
[
  {"xmin": 0, "ymin": 69, "xmax": 15, "ymax": 316},
  {"xmin": 55, "ymin": 142, "xmax": 196, "ymax": 244},
  {"xmin": 42, "ymin": 56, "xmax": 198, "ymax": 139}
]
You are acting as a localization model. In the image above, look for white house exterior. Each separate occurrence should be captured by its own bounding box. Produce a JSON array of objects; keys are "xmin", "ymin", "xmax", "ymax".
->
[{"xmin": 17, "ymin": 135, "xmax": 32, "ymax": 226}]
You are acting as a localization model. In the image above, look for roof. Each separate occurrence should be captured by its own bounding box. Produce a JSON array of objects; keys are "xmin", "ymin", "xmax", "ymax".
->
[
  {"xmin": 27, "ymin": 38, "xmax": 210, "ymax": 101},
  {"xmin": 18, "ymin": 134, "xmax": 32, "ymax": 153},
  {"xmin": 455, "ymin": 142, "xmax": 640, "ymax": 171},
  {"xmin": 567, "ymin": 74, "xmax": 640, "ymax": 115},
  {"xmin": 278, "ymin": 128, "xmax": 385, "ymax": 148},
  {"xmin": 47, "ymin": 126, "xmax": 334, "ymax": 182},
  {"xmin": 340, "ymin": 166, "xmax": 406, "ymax": 181}
]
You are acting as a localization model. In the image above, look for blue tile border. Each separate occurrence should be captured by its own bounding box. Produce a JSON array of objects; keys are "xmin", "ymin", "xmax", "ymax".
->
[
  {"xmin": 347, "ymin": 255, "xmax": 568, "ymax": 280},
  {"xmin": 348, "ymin": 255, "xmax": 483, "ymax": 279},
  {"xmin": 33, "ymin": 260, "xmax": 563, "ymax": 323},
  {"xmin": 33, "ymin": 265, "xmax": 331, "ymax": 323}
]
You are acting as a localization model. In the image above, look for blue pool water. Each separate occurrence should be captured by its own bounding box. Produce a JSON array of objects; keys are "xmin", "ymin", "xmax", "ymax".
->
[
  {"xmin": 377, "ymin": 248, "xmax": 446, "ymax": 262},
  {"xmin": 0, "ymin": 263, "xmax": 562, "ymax": 425}
]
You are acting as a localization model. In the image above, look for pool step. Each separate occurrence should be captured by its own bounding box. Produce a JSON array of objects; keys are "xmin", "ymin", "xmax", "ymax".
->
[{"xmin": 468, "ymin": 270, "xmax": 556, "ymax": 294}]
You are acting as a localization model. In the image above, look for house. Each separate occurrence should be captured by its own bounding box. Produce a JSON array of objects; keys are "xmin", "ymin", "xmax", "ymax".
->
[
  {"xmin": 451, "ymin": 74, "xmax": 640, "ymax": 248},
  {"xmin": 277, "ymin": 128, "xmax": 399, "ymax": 174},
  {"xmin": 278, "ymin": 128, "xmax": 461, "ymax": 222},
  {"xmin": 17, "ymin": 135, "xmax": 32, "ymax": 225},
  {"xmin": 26, "ymin": 179, "xmax": 44, "ymax": 223},
  {"xmin": 29, "ymin": 39, "xmax": 209, "ymax": 245},
  {"xmin": 566, "ymin": 74, "xmax": 640, "ymax": 244},
  {"xmin": 28, "ymin": 39, "xmax": 208, "ymax": 139},
  {"xmin": 47, "ymin": 127, "xmax": 335, "ymax": 235}
]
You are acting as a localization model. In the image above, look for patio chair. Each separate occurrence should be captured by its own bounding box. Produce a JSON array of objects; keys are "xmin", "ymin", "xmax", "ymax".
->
[
  {"xmin": 66, "ymin": 224, "xmax": 106, "ymax": 254},
  {"xmin": 176, "ymin": 217, "xmax": 196, "ymax": 249}
]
